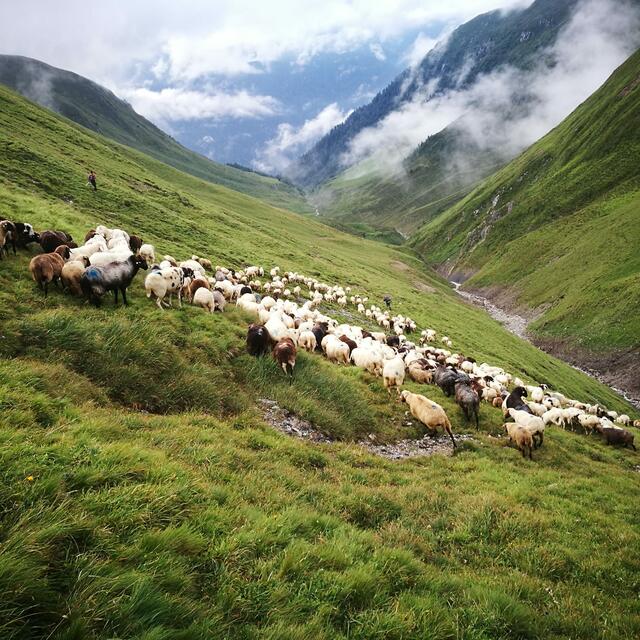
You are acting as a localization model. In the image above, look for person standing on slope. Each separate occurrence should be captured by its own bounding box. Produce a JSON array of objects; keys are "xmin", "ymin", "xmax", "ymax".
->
[{"xmin": 87, "ymin": 170, "xmax": 97, "ymax": 191}]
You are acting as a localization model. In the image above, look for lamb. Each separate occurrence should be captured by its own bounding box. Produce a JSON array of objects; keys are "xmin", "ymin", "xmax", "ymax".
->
[
  {"xmin": 577, "ymin": 413, "xmax": 601, "ymax": 435},
  {"xmin": 61, "ymin": 257, "xmax": 90, "ymax": 296},
  {"xmin": 407, "ymin": 360, "xmax": 434, "ymax": 384},
  {"xmin": 81, "ymin": 254, "xmax": 148, "ymax": 306},
  {"xmin": 508, "ymin": 408, "xmax": 545, "ymax": 448},
  {"xmin": 246, "ymin": 324, "xmax": 273, "ymax": 356},
  {"xmin": 186, "ymin": 277, "xmax": 210, "ymax": 303},
  {"xmin": 193, "ymin": 256, "xmax": 212, "ymax": 271},
  {"xmin": 138, "ymin": 243, "xmax": 156, "ymax": 265},
  {"xmin": 383, "ymin": 356, "xmax": 406, "ymax": 394},
  {"xmin": 272, "ymin": 337, "xmax": 297, "ymax": 376},
  {"xmin": 454, "ymin": 380, "xmax": 480, "ymax": 428},
  {"xmin": 400, "ymin": 391, "xmax": 456, "ymax": 447},
  {"xmin": 503, "ymin": 423, "xmax": 534, "ymax": 459},
  {"xmin": 29, "ymin": 249, "xmax": 67, "ymax": 295},
  {"xmin": 616, "ymin": 414, "xmax": 631, "ymax": 426}
]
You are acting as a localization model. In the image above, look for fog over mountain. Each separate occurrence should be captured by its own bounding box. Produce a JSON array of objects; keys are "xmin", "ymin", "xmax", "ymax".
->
[{"xmin": 0, "ymin": 0, "xmax": 528, "ymax": 169}]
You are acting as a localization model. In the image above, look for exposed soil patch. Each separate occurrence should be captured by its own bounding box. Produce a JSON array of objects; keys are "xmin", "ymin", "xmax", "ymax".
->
[{"xmin": 259, "ymin": 399, "xmax": 473, "ymax": 459}]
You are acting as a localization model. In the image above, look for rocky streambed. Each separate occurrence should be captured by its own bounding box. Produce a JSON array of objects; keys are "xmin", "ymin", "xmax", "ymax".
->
[{"xmin": 451, "ymin": 282, "xmax": 640, "ymax": 410}]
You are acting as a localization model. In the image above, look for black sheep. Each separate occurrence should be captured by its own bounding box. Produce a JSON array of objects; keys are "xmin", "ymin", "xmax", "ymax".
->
[
  {"xmin": 454, "ymin": 380, "xmax": 480, "ymax": 427},
  {"xmin": 433, "ymin": 366, "xmax": 459, "ymax": 397},
  {"xmin": 40, "ymin": 230, "xmax": 74, "ymax": 253},
  {"xmin": 311, "ymin": 322, "xmax": 329, "ymax": 352},
  {"xmin": 600, "ymin": 427, "xmax": 636, "ymax": 450},
  {"xmin": 80, "ymin": 254, "xmax": 148, "ymax": 306},
  {"xmin": 12, "ymin": 222, "xmax": 40, "ymax": 249},
  {"xmin": 246, "ymin": 324, "xmax": 273, "ymax": 356},
  {"xmin": 505, "ymin": 386, "xmax": 532, "ymax": 413}
]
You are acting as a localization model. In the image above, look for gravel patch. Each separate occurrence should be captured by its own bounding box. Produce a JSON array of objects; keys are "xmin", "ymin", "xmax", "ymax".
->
[{"xmin": 259, "ymin": 399, "xmax": 474, "ymax": 459}]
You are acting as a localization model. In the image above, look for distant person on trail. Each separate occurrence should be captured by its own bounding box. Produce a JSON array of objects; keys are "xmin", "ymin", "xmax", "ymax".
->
[
  {"xmin": 87, "ymin": 170, "xmax": 97, "ymax": 191},
  {"xmin": 383, "ymin": 295, "xmax": 392, "ymax": 309}
]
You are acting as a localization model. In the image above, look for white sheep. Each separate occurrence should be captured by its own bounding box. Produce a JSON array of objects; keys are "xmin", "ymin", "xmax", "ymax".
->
[
  {"xmin": 138, "ymin": 243, "xmax": 155, "ymax": 264},
  {"xmin": 382, "ymin": 356, "xmax": 405, "ymax": 394}
]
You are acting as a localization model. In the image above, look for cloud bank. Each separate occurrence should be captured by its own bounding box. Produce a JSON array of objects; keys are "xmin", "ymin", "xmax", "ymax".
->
[
  {"xmin": 119, "ymin": 87, "xmax": 280, "ymax": 126},
  {"xmin": 255, "ymin": 103, "xmax": 353, "ymax": 173},
  {"xmin": 341, "ymin": 0, "xmax": 640, "ymax": 176}
]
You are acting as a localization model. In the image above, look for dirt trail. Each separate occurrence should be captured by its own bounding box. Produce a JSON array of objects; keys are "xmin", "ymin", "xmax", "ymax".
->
[{"xmin": 259, "ymin": 399, "xmax": 473, "ymax": 459}]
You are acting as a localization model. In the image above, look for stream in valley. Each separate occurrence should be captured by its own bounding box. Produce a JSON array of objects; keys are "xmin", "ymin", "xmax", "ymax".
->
[{"xmin": 450, "ymin": 282, "xmax": 640, "ymax": 410}]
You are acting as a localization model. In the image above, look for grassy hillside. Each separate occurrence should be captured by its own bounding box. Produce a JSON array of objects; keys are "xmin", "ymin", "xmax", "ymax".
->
[
  {"xmin": 0, "ymin": 55, "xmax": 312, "ymax": 215},
  {"xmin": 1, "ymin": 84, "xmax": 639, "ymax": 639},
  {"xmin": 409, "ymin": 48, "xmax": 640, "ymax": 360},
  {"xmin": 312, "ymin": 127, "xmax": 506, "ymax": 240}
]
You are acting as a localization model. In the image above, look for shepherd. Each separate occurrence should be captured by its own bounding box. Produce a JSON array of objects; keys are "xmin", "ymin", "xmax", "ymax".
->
[
  {"xmin": 383, "ymin": 294, "xmax": 392, "ymax": 309},
  {"xmin": 87, "ymin": 170, "xmax": 97, "ymax": 191}
]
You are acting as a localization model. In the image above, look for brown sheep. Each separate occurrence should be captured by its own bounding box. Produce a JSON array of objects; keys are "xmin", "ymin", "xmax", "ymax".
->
[
  {"xmin": 338, "ymin": 335, "xmax": 358, "ymax": 356},
  {"xmin": 61, "ymin": 256, "xmax": 90, "ymax": 295},
  {"xmin": 400, "ymin": 390, "xmax": 456, "ymax": 447},
  {"xmin": 273, "ymin": 337, "xmax": 297, "ymax": 377},
  {"xmin": 186, "ymin": 277, "xmax": 211, "ymax": 302},
  {"xmin": 0, "ymin": 220, "xmax": 17, "ymax": 258},
  {"xmin": 39, "ymin": 230, "xmax": 74, "ymax": 253},
  {"xmin": 129, "ymin": 235, "xmax": 143, "ymax": 253},
  {"xmin": 29, "ymin": 251, "xmax": 66, "ymax": 296},
  {"xmin": 407, "ymin": 361, "xmax": 433, "ymax": 384},
  {"xmin": 600, "ymin": 427, "xmax": 636, "ymax": 450},
  {"xmin": 503, "ymin": 423, "xmax": 534, "ymax": 459}
]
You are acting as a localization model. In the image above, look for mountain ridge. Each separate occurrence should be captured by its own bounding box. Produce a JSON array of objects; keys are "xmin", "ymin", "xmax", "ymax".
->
[{"xmin": 0, "ymin": 54, "xmax": 312, "ymax": 214}]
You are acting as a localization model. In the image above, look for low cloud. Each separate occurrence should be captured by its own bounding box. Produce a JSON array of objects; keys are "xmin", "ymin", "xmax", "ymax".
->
[
  {"xmin": 341, "ymin": 0, "xmax": 640, "ymax": 176},
  {"xmin": 402, "ymin": 32, "xmax": 440, "ymax": 68},
  {"xmin": 118, "ymin": 87, "xmax": 280, "ymax": 126},
  {"xmin": 255, "ymin": 102, "xmax": 352, "ymax": 173}
]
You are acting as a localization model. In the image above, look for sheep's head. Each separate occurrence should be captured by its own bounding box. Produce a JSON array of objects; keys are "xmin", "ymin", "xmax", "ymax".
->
[
  {"xmin": 400, "ymin": 391, "xmax": 409, "ymax": 404},
  {"xmin": 135, "ymin": 256, "xmax": 149, "ymax": 270}
]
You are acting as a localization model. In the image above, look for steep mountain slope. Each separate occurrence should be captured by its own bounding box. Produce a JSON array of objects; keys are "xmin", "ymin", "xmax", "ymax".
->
[
  {"xmin": 312, "ymin": 124, "xmax": 506, "ymax": 240},
  {"xmin": 0, "ymin": 54, "xmax": 311, "ymax": 214},
  {"xmin": 410, "ymin": 47, "xmax": 640, "ymax": 395},
  {"xmin": 294, "ymin": 0, "xmax": 579, "ymax": 188},
  {"xmin": 1, "ymin": 84, "xmax": 639, "ymax": 639}
]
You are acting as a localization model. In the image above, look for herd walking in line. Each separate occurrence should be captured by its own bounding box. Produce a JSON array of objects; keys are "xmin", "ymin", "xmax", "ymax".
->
[{"xmin": 1, "ymin": 217, "xmax": 637, "ymax": 459}]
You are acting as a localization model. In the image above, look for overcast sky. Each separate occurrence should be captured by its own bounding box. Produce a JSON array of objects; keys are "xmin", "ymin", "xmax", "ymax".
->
[{"xmin": 0, "ymin": 1, "xmax": 530, "ymax": 121}]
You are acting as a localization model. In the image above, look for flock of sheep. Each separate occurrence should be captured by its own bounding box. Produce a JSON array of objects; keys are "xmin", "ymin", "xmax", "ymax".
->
[{"xmin": 2, "ymin": 217, "xmax": 638, "ymax": 459}]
